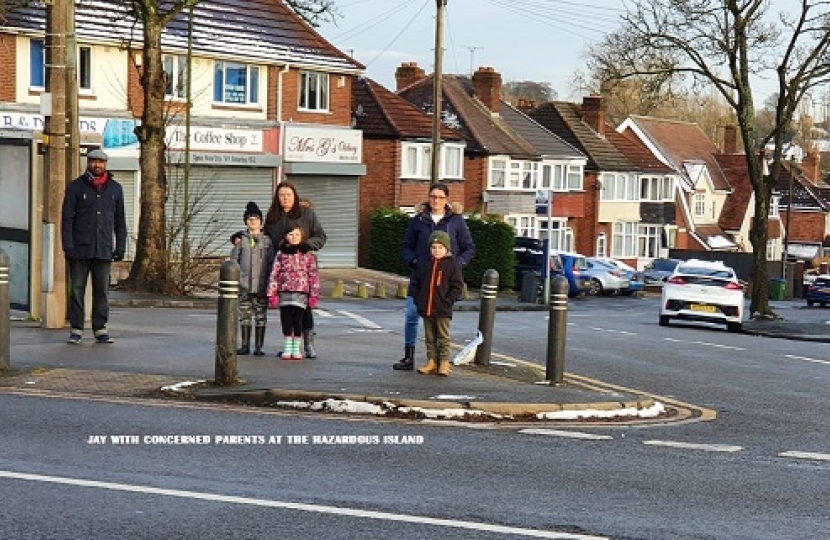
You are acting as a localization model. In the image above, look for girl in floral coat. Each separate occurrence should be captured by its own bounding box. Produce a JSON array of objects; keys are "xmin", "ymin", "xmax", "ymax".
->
[{"xmin": 267, "ymin": 223, "xmax": 320, "ymax": 360}]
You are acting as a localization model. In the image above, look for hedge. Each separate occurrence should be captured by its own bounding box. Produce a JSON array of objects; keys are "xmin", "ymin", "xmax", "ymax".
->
[{"xmin": 367, "ymin": 208, "xmax": 517, "ymax": 289}]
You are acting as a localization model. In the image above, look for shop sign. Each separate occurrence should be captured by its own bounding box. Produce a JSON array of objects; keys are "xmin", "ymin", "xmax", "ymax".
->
[{"xmin": 283, "ymin": 124, "xmax": 362, "ymax": 163}]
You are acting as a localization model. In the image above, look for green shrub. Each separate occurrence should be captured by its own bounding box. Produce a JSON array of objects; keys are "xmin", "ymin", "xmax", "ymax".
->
[{"xmin": 368, "ymin": 208, "xmax": 517, "ymax": 289}]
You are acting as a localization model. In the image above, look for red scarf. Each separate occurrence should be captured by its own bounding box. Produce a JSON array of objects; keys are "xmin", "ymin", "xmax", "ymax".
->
[{"xmin": 90, "ymin": 173, "xmax": 108, "ymax": 190}]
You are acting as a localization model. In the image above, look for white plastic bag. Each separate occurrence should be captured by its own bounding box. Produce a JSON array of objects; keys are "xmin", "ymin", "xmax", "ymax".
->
[{"xmin": 452, "ymin": 331, "xmax": 483, "ymax": 365}]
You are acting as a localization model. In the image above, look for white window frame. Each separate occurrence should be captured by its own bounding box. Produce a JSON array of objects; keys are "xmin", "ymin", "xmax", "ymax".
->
[
  {"xmin": 30, "ymin": 39, "xmax": 92, "ymax": 92},
  {"xmin": 401, "ymin": 142, "xmax": 463, "ymax": 180},
  {"xmin": 612, "ymin": 222, "xmax": 638, "ymax": 258},
  {"xmin": 213, "ymin": 61, "xmax": 259, "ymax": 106},
  {"xmin": 489, "ymin": 158, "xmax": 507, "ymax": 188},
  {"xmin": 694, "ymin": 193, "xmax": 706, "ymax": 217},
  {"xmin": 769, "ymin": 195, "xmax": 780, "ymax": 217},
  {"xmin": 601, "ymin": 172, "xmax": 637, "ymax": 201},
  {"xmin": 163, "ymin": 54, "xmax": 188, "ymax": 100},
  {"xmin": 596, "ymin": 233, "xmax": 607, "ymax": 257},
  {"xmin": 299, "ymin": 70, "xmax": 329, "ymax": 111},
  {"xmin": 505, "ymin": 214, "xmax": 538, "ymax": 238},
  {"xmin": 538, "ymin": 219, "xmax": 573, "ymax": 252},
  {"xmin": 641, "ymin": 176, "xmax": 673, "ymax": 201},
  {"xmin": 638, "ymin": 224, "xmax": 663, "ymax": 258}
]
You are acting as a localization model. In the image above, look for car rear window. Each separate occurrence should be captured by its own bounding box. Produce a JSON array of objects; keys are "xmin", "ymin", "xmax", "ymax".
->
[{"xmin": 679, "ymin": 266, "xmax": 735, "ymax": 280}]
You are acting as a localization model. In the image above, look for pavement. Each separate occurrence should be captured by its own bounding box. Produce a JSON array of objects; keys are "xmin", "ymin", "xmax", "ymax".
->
[{"xmin": 2, "ymin": 268, "xmax": 828, "ymax": 423}]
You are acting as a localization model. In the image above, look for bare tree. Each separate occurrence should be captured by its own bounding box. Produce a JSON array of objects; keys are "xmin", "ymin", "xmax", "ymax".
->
[
  {"xmin": 501, "ymin": 80, "xmax": 556, "ymax": 105},
  {"xmin": 587, "ymin": 0, "xmax": 830, "ymax": 319}
]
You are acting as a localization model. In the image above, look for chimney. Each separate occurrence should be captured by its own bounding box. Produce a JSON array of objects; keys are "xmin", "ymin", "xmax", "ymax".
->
[
  {"xmin": 395, "ymin": 62, "xmax": 426, "ymax": 91},
  {"xmin": 472, "ymin": 66, "xmax": 502, "ymax": 114},
  {"xmin": 803, "ymin": 148, "xmax": 821, "ymax": 182},
  {"xmin": 581, "ymin": 95, "xmax": 605, "ymax": 136},
  {"xmin": 723, "ymin": 125, "xmax": 738, "ymax": 153}
]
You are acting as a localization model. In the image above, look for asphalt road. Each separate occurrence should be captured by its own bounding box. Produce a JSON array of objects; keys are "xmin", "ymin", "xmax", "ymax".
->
[{"xmin": 4, "ymin": 296, "xmax": 830, "ymax": 538}]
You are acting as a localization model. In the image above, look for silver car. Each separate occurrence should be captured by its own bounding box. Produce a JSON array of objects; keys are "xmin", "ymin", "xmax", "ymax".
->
[{"xmin": 584, "ymin": 258, "xmax": 631, "ymax": 296}]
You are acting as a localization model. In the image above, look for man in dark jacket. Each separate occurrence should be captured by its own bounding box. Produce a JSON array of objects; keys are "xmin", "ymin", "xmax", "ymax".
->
[{"xmin": 61, "ymin": 149, "xmax": 127, "ymax": 344}]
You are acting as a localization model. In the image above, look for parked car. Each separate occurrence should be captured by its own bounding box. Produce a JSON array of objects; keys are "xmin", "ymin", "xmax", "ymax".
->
[
  {"xmin": 659, "ymin": 259, "xmax": 744, "ymax": 332},
  {"xmin": 553, "ymin": 251, "xmax": 590, "ymax": 297},
  {"xmin": 806, "ymin": 275, "xmax": 830, "ymax": 307},
  {"xmin": 592, "ymin": 257, "xmax": 644, "ymax": 295},
  {"xmin": 584, "ymin": 258, "xmax": 631, "ymax": 295},
  {"xmin": 643, "ymin": 258, "xmax": 683, "ymax": 285}
]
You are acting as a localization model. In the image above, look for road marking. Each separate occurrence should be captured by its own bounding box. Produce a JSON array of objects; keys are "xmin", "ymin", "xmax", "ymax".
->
[
  {"xmin": 588, "ymin": 327, "xmax": 637, "ymax": 336},
  {"xmin": 784, "ymin": 354, "xmax": 830, "ymax": 365},
  {"xmin": 0, "ymin": 470, "xmax": 606, "ymax": 539},
  {"xmin": 643, "ymin": 440, "xmax": 743, "ymax": 452},
  {"xmin": 336, "ymin": 310, "xmax": 383, "ymax": 329},
  {"xmin": 664, "ymin": 338, "xmax": 745, "ymax": 351},
  {"xmin": 778, "ymin": 451, "xmax": 830, "ymax": 462},
  {"xmin": 519, "ymin": 429, "xmax": 613, "ymax": 440}
]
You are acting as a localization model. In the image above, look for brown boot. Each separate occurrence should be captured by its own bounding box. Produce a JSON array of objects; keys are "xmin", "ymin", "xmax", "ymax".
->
[
  {"xmin": 437, "ymin": 361, "xmax": 452, "ymax": 377},
  {"xmin": 417, "ymin": 359, "xmax": 438, "ymax": 375}
]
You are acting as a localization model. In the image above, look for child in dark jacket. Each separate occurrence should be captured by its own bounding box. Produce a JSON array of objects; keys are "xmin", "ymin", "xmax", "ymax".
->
[
  {"xmin": 267, "ymin": 223, "xmax": 321, "ymax": 360},
  {"xmin": 411, "ymin": 231, "xmax": 465, "ymax": 376},
  {"xmin": 230, "ymin": 202, "xmax": 275, "ymax": 356}
]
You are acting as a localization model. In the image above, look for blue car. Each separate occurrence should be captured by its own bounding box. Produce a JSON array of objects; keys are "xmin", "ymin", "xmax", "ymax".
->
[
  {"xmin": 552, "ymin": 251, "xmax": 590, "ymax": 297},
  {"xmin": 806, "ymin": 275, "xmax": 830, "ymax": 307}
]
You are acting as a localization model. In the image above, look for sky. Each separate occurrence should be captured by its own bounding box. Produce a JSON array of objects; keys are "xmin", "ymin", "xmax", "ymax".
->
[
  {"xmin": 315, "ymin": 0, "xmax": 788, "ymax": 104},
  {"xmin": 316, "ymin": 0, "xmax": 624, "ymax": 100}
]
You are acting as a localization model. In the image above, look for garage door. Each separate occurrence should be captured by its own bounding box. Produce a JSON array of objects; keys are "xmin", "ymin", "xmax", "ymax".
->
[
  {"xmin": 168, "ymin": 166, "xmax": 275, "ymax": 258},
  {"xmin": 287, "ymin": 175, "xmax": 358, "ymax": 268}
]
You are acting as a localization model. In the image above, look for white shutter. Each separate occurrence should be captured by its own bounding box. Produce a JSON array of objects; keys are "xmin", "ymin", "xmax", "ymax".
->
[{"xmin": 286, "ymin": 175, "xmax": 358, "ymax": 268}]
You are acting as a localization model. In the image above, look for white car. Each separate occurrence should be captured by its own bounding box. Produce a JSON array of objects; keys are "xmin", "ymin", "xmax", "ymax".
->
[{"xmin": 659, "ymin": 259, "xmax": 744, "ymax": 332}]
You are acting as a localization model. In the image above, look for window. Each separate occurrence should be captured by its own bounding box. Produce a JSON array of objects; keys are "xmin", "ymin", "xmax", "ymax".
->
[
  {"xmin": 214, "ymin": 61, "xmax": 259, "ymax": 105},
  {"xmin": 641, "ymin": 176, "xmax": 673, "ymax": 201},
  {"xmin": 601, "ymin": 173, "xmax": 637, "ymax": 201},
  {"xmin": 769, "ymin": 195, "xmax": 780, "ymax": 217},
  {"xmin": 638, "ymin": 225, "xmax": 663, "ymax": 258},
  {"xmin": 401, "ymin": 143, "xmax": 463, "ymax": 179},
  {"xmin": 612, "ymin": 222, "xmax": 637, "ymax": 258},
  {"xmin": 596, "ymin": 233, "xmax": 607, "ymax": 257},
  {"xmin": 767, "ymin": 238, "xmax": 778, "ymax": 261},
  {"xmin": 299, "ymin": 71, "xmax": 329, "ymax": 111},
  {"xmin": 539, "ymin": 220, "xmax": 573, "ymax": 252},
  {"xmin": 489, "ymin": 159, "xmax": 507, "ymax": 188},
  {"xmin": 505, "ymin": 215, "xmax": 537, "ymax": 237},
  {"xmin": 694, "ymin": 193, "xmax": 706, "ymax": 217},
  {"xmin": 442, "ymin": 144, "xmax": 464, "ymax": 179},
  {"xmin": 163, "ymin": 55, "xmax": 188, "ymax": 99},
  {"xmin": 30, "ymin": 39, "xmax": 92, "ymax": 91},
  {"xmin": 567, "ymin": 165, "xmax": 583, "ymax": 190}
]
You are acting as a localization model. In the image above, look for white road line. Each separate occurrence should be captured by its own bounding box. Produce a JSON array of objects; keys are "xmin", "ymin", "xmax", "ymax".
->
[
  {"xmin": 664, "ymin": 337, "xmax": 745, "ymax": 351},
  {"xmin": 336, "ymin": 310, "xmax": 383, "ymax": 330},
  {"xmin": 643, "ymin": 440, "xmax": 743, "ymax": 453},
  {"xmin": 519, "ymin": 429, "xmax": 613, "ymax": 440},
  {"xmin": 784, "ymin": 354, "xmax": 830, "ymax": 365},
  {"xmin": 588, "ymin": 327, "xmax": 637, "ymax": 336},
  {"xmin": 778, "ymin": 451, "xmax": 830, "ymax": 462},
  {"xmin": 0, "ymin": 470, "xmax": 606, "ymax": 539}
]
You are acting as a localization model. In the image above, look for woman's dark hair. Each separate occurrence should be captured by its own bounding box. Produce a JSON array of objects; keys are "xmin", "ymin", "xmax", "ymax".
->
[
  {"xmin": 429, "ymin": 182, "xmax": 449, "ymax": 196},
  {"xmin": 266, "ymin": 182, "xmax": 303, "ymax": 224}
]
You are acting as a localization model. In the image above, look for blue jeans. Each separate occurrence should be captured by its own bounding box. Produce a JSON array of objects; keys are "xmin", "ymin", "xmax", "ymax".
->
[{"xmin": 404, "ymin": 296, "xmax": 419, "ymax": 347}]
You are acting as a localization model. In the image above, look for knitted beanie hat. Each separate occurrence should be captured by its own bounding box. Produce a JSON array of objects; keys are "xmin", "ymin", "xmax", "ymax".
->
[
  {"xmin": 429, "ymin": 231, "xmax": 451, "ymax": 251},
  {"xmin": 243, "ymin": 201, "xmax": 262, "ymax": 221}
]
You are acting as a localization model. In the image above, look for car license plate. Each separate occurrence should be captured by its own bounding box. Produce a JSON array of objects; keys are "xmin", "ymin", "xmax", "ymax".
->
[{"xmin": 690, "ymin": 304, "xmax": 716, "ymax": 313}]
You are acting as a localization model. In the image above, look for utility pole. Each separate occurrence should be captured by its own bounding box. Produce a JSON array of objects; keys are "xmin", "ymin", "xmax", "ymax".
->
[
  {"xmin": 42, "ymin": 0, "xmax": 68, "ymax": 329},
  {"xmin": 464, "ymin": 45, "xmax": 482, "ymax": 75},
  {"xmin": 430, "ymin": 0, "xmax": 447, "ymax": 185}
]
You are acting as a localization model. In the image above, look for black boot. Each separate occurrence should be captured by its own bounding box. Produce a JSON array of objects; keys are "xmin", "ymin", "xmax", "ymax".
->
[
  {"xmin": 393, "ymin": 346, "xmax": 415, "ymax": 371},
  {"xmin": 253, "ymin": 327, "xmax": 266, "ymax": 356},
  {"xmin": 237, "ymin": 326, "xmax": 251, "ymax": 355}
]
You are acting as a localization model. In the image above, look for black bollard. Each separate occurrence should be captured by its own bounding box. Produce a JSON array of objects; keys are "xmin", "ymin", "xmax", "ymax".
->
[
  {"xmin": 0, "ymin": 250, "xmax": 9, "ymax": 370},
  {"xmin": 546, "ymin": 275, "xmax": 568, "ymax": 385},
  {"xmin": 215, "ymin": 260, "xmax": 240, "ymax": 386},
  {"xmin": 474, "ymin": 269, "xmax": 499, "ymax": 367}
]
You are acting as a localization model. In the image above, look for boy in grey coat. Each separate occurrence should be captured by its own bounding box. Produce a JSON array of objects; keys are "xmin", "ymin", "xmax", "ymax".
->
[{"xmin": 231, "ymin": 202, "xmax": 275, "ymax": 356}]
